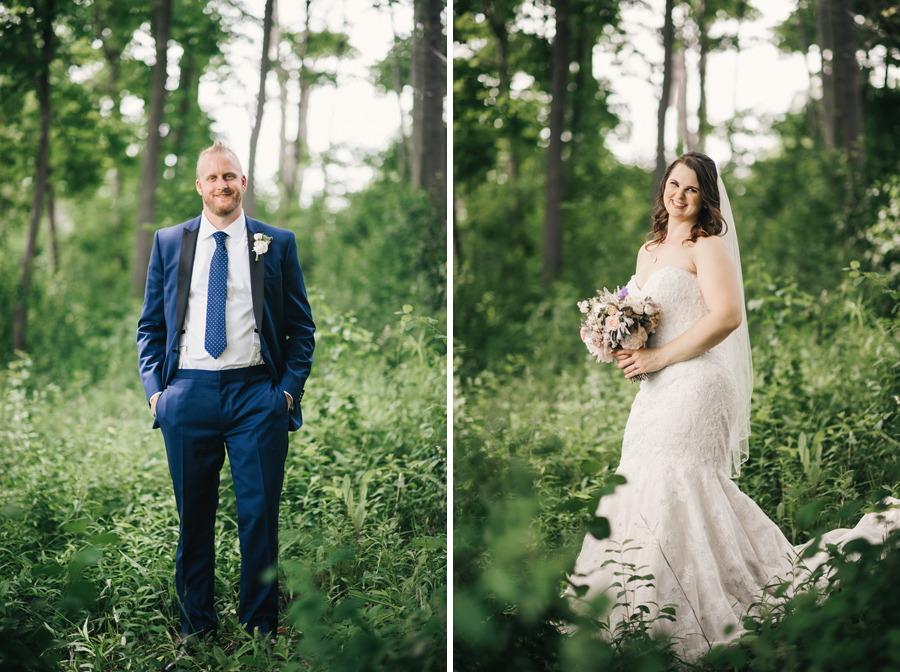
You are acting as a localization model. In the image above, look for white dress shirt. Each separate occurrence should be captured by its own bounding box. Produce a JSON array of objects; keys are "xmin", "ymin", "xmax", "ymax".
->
[{"xmin": 179, "ymin": 211, "xmax": 263, "ymax": 370}]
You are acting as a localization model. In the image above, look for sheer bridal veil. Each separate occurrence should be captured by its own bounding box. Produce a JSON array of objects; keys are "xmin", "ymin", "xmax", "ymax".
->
[{"xmin": 717, "ymin": 170, "xmax": 753, "ymax": 478}]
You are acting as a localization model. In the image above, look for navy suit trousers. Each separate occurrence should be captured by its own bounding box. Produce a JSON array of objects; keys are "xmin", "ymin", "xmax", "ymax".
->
[{"xmin": 155, "ymin": 364, "xmax": 290, "ymax": 635}]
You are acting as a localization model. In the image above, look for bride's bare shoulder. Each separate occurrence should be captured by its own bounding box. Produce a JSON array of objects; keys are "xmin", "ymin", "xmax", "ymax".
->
[
  {"xmin": 637, "ymin": 239, "xmax": 655, "ymax": 260},
  {"xmin": 635, "ymin": 241, "xmax": 653, "ymax": 272},
  {"xmin": 692, "ymin": 234, "xmax": 729, "ymax": 259}
]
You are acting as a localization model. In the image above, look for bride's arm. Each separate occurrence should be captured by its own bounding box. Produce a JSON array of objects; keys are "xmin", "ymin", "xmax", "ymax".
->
[{"xmin": 619, "ymin": 236, "xmax": 742, "ymax": 378}]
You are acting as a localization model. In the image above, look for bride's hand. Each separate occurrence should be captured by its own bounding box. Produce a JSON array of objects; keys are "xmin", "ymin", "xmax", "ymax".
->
[{"xmin": 616, "ymin": 348, "xmax": 665, "ymax": 379}]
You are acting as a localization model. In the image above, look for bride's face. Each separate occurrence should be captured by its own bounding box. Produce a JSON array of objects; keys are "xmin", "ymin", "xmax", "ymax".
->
[{"xmin": 663, "ymin": 164, "xmax": 702, "ymax": 225}]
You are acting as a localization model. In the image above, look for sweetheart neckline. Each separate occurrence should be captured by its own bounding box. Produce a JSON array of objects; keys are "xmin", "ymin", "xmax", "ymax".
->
[{"xmin": 632, "ymin": 265, "xmax": 697, "ymax": 292}]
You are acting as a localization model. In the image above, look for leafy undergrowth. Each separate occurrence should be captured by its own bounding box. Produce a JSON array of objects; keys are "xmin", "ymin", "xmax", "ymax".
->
[
  {"xmin": 454, "ymin": 269, "xmax": 900, "ymax": 671},
  {"xmin": 0, "ymin": 306, "xmax": 446, "ymax": 672}
]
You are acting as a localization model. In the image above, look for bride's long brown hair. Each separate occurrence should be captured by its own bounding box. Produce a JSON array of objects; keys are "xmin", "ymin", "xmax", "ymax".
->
[{"xmin": 646, "ymin": 152, "xmax": 726, "ymax": 250}]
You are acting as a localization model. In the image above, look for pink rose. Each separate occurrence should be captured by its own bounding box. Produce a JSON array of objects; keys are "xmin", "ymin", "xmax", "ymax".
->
[
  {"xmin": 606, "ymin": 315, "xmax": 620, "ymax": 330},
  {"xmin": 622, "ymin": 327, "xmax": 647, "ymax": 350},
  {"xmin": 596, "ymin": 343, "xmax": 614, "ymax": 363}
]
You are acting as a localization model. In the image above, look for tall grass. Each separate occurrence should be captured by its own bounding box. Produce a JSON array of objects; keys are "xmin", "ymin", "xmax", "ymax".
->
[
  {"xmin": 0, "ymin": 302, "xmax": 446, "ymax": 671},
  {"xmin": 453, "ymin": 268, "xmax": 900, "ymax": 670}
]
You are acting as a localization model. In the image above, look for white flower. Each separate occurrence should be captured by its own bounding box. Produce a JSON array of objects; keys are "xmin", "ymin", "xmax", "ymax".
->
[{"xmin": 253, "ymin": 233, "xmax": 273, "ymax": 261}]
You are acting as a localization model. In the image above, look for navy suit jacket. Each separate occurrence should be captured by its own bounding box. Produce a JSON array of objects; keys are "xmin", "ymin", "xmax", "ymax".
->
[{"xmin": 136, "ymin": 216, "xmax": 315, "ymax": 431}]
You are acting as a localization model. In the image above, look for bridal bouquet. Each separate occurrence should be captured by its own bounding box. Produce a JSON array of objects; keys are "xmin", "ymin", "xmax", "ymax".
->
[{"xmin": 578, "ymin": 286, "xmax": 661, "ymax": 380}]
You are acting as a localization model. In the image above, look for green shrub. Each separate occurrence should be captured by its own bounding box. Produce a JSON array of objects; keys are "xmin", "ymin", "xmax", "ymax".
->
[
  {"xmin": 0, "ymin": 301, "xmax": 446, "ymax": 671},
  {"xmin": 453, "ymin": 267, "xmax": 900, "ymax": 671}
]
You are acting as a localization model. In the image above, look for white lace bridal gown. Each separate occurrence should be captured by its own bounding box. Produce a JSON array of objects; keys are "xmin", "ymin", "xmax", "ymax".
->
[{"xmin": 566, "ymin": 265, "xmax": 899, "ymax": 661}]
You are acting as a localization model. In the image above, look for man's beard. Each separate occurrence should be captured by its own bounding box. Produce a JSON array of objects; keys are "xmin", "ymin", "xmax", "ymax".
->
[{"xmin": 205, "ymin": 190, "xmax": 242, "ymax": 217}]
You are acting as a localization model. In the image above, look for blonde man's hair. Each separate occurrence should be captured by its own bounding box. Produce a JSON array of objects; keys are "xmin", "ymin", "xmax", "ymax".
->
[{"xmin": 196, "ymin": 140, "xmax": 243, "ymax": 180}]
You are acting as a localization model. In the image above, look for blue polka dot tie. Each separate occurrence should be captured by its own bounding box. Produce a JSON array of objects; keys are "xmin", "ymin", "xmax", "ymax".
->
[{"xmin": 205, "ymin": 231, "xmax": 228, "ymax": 359}]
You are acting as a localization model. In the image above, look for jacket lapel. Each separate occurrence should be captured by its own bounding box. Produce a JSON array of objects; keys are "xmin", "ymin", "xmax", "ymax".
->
[
  {"xmin": 175, "ymin": 221, "xmax": 200, "ymax": 336},
  {"xmin": 246, "ymin": 218, "xmax": 265, "ymax": 333}
]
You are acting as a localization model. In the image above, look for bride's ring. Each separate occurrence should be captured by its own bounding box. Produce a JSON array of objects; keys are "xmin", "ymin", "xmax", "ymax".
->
[{"xmin": 630, "ymin": 364, "xmax": 636, "ymax": 371}]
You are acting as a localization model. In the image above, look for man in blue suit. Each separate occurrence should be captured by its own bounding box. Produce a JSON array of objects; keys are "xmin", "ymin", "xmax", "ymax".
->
[{"xmin": 137, "ymin": 140, "xmax": 315, "ymax": 657}]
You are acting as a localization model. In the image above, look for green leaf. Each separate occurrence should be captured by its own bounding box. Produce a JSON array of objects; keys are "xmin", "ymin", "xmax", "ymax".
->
[
  {"xmin": 64, "ymin": 520, "xmax": 89, "ymax": 535},
  {"xmin": 411, "ymin": 536, "xmax": 447, "ymax": 551},
  {"xmin": 88, "ymin": 532, "xmax": 120, "ymax": 546},
  {"xmin": 571, "ymin": 584, "xmax": 589, "ymax": 598},
  {"xmin": 0, "ymin": 504, "xmax": 24, "ymax": 520},
  {"xmin": 64, "ymin": 579, "xmax": 98, "ymax": 608},
  {"xmin": 33, "ymin": 563, "xmax": 65, "ymax": 578},
  {"xmin": 70, "ymin": 546, "xmax": 102, "ymax": 567},
  {"xmin": 580, "ymin": 459, "xmax": 603, "ymax": 475},
  {"xmin": 587, "ymin": 517, "xmax": 611, "ymax": 540}
]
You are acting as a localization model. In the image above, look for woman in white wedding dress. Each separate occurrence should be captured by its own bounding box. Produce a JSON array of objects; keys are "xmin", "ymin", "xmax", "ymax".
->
[{"xmin": 566, "ymin": 152, "xmax": 898, "ymax": 661}]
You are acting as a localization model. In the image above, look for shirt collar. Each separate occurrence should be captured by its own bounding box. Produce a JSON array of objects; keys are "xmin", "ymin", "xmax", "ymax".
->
[{"xmin": 199, "ymin": 210, "xmax": 246, "ymax": 244}]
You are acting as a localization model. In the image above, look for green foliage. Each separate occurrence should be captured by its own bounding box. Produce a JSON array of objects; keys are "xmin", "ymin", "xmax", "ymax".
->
[
  {"xmin": 0, "ymin": 299, "xmax": 446, "ymax": 670},
  {"xmin": 721, "ymin": 114, "xmax": 862, "ymax": 292},
  {"xmin": 454, "ymin": 267, "xmax": 900, "ymax": 670},
  {"xmin": 707, "ymin": 532, "xmax": 900, "ymax": 671},
  {"xmin": 371, "ymin": 34, "xmax": 410, "ymax": 97},
  {"xmin": 292, "ymin": 173, "xmax": 447, "ymax": 323},
  {"xmin": 859, "ymin": 175, "xmax": 900, "ymax": 304},
  {"xmin": 739, "ymin": 265, "xmax": 900, "ymax": 542},
  {"xmin": 455, "ymin": 158, "xmax": 649, "ymax": 379}
]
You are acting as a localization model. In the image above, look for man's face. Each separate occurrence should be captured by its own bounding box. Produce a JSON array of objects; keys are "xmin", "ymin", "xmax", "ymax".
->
[{"xmin": 196, "ymin": 152, "xmax": 246, "ymax": 218}]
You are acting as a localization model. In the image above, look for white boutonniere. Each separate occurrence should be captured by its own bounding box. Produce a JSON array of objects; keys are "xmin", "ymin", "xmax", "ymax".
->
[{"xmin": 253, "ymin": 233, "xmax": 273, "ymax": 261}]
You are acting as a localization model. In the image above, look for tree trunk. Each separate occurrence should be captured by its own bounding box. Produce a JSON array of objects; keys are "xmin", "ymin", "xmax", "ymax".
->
[
  {"xmin": 411, "ymin": 0, "xmax": 446, "ymax": 210},
  {"xmin": 276, "ymin": 64, "xmax": 291, "ymax": 227},
  {"xmin": 274, "ymin": 1, "xmax": 290, "ymax": 227},
  {"xmin": 543, "ymin": 0, "xmax": 569, "ymax": 286},
  {"xmin": 453, "ymin": 196, "xmax": 463, "ymax": 264},
  {"xmin": 292, "ymin": 0, "xmax": 313, "ymax": 204},
  {"xmin": 696, "ymin": 0, "xmax": 708, "ymax": 152},
  {"xmin": 483, "ymin": 0, "xmax": 517, "ymax": 181},
  {"xmin": 410, "ymin": 0, "xmax": 425, "ymax": 188},
  {"xmin": 388, "ymin": 0, "xmax": 409, "ymax": 179},
  {"xmin": 831, "ymin": 0, "xmax": 864, "ymax": 168},
  {"xmin": 816, "ymin": 0, "xmax": 836, "ymax": 149},
  {"xmin": 172, "ymin": 50, "xmax": 200, "ymax": 160},
  {"xmin": 796, "ymin": 4, "xmax": 818, "ymax": 134},
  {"xmin": 46, "ymin": 180, "xmax": 58, "ymax": 273},
  {"xmin": 112, "ymin": 168, "xmax": 125, "ymax": 269},
  {"xmin": 96, "ymin": 0, "xmax": 124, "ymax": 263},
  {"xmin": 653, "ymin": 0, "xmax": 675, "ymax": 198},
  {"xmin": 293, "ymin": 78, "xmax": 311, "ymax": 198},
  {"xmin": 421, "ymin": 0, "xmax": 446, "ymax": 208},
  {"xmin": 245, "ymin": 0, "xmax": 276, "ymax": 218},
  {"xmin": 13, "ymin": 0, "xmax": 54, "ymax": 353},
  {"xmin": 674, "ymin": 50, "xmax": 690, "ymax": 153},
  {"xmin": 130, "ymin": 0, "xmax": 171, "ymax": 297},
  {"xmin": 567, "ymin": 0, "xmax": 590, "ymax": 150}
]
